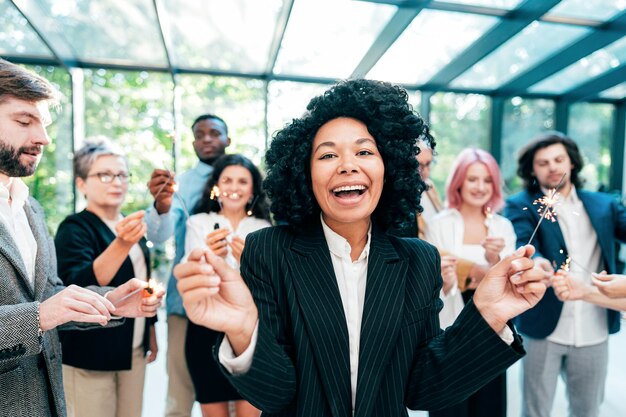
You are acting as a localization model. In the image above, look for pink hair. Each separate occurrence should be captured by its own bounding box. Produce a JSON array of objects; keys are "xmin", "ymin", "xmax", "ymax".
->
[{"xmin": 445, "ymin": 148, "xmax": 504, "ymax": 212}]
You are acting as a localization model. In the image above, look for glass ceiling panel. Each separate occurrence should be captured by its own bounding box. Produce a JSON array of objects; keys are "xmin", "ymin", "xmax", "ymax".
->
[
  {"xmin": 32, "ymin": 0, "xmax": 167, "ymax": 66},
  {"xmin": 0, "ymin": 0, "xmax": 51, "ymax": 57},
  {"xmin": 529, "ymin": 36, "xmax": 626, "ymax": 94},
  {"xmin": 437, "ymin": 0, "xmax": 523, "ymax": 10},
  {"xmin": 546, "ymin": 0, "xmax": 626, "ymax": 23},
  {"xmin": 599, "ymin": 82, "xmax": 626, "ymax": 99},
  {"xmin": 162, "ymin": 0, "xmax": 284, "ymax": 72},
  {"xmin": 267, "ymin": 81, "xmax": 329, "ymax": 138},
  {"xmin": 368, "ymin": 9, "xmax": 498, "ymax": 85},
  {"xmin": 273, "ymin": 0, "xmax": 396, "ymax": 79},
  {"xmin": 451, "ymin": 22, "xmax": 590, "ymax": 90}
]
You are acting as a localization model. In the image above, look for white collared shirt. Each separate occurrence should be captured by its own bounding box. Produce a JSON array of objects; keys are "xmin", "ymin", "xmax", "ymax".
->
[
  {"xmin": 184, "ymin": 212, "xmax": 272, "ymax": 270},
  {"xmin": 320, "ymin": 216, "xmax": 371, "ymax": 411},
  {"xmin": 546, "ymin": 187, "xmax": 607, "ymax": 347},
  {"xmin": 425, "ymin": 208, "xmax": 517, "ymax": 328},
  {"xmin": 0, "ymin": 177, "xmax": 37, "ymax": 286}
]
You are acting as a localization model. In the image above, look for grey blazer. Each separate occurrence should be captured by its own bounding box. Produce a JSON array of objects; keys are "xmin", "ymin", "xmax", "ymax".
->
[{"xmin": 0, "ymin": 198, "xmax": 116, "ymax": 417}]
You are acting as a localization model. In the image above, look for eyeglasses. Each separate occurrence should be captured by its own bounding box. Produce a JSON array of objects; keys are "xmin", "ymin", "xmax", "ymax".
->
[{"xmin": 87, "ymin": 172, "xmax": 131, "ymax": 184}]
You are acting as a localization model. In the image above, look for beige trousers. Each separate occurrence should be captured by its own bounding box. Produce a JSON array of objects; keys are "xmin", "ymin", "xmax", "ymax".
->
[
  {"xmin": 165, "ymin": 315, "xmax": 195, "ymax": 417},
  {"xmin": 63, "ymin": 347, "xmax": 147, "ymax": 417}
]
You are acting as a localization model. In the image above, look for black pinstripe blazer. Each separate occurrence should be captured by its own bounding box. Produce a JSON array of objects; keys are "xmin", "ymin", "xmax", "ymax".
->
[{"xmin": 220, "ymin": 224, "xmax": 524, "ymax": 417}]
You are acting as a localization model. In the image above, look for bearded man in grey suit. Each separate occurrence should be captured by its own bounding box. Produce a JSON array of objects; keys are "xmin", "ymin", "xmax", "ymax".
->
[{"xmin": 0, "ymin": 58, "xmax": 164, "ymax": 417}]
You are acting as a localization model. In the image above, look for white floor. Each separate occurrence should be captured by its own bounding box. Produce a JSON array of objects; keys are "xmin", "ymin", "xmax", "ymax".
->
[{"xmin": 143, "ymin": 310, "xmax": 626, "ymax": 417}]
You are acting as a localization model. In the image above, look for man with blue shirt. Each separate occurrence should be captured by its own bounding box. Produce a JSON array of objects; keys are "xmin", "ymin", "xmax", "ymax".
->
[
  {"xmin": 146, "ymin": 114, "xmax": 230, "ymax": 417},
  {"xmin": 504, "ymin": 132, "xmax": 626, "ymax": 417}
]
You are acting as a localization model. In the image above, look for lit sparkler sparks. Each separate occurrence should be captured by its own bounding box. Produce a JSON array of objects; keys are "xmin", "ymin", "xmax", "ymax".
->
[
  {"xmin": 558, "ymin": 249, "xmax": 594, "ymax": 276},
  {"xmin": 526, "ymin": 173, "xmax": 567, "ymax": 246},
  {"xmin": 484, "ymin": 206, "xmax": 494, "ymax": 236},
  {"xmin": 210, "ymin": 185, "xmax": 223, "ymax": 211},
  {"xmin": 533, "ymin": 193, "xmax": 560, "ymax": 223},
  {"xmin": 113, "ymin": 278, "xmax": 164, "ymax": 307}
]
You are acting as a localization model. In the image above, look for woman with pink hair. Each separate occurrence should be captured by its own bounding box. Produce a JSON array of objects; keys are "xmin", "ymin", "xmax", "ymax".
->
[{"xmin": 425, "ymin": 148, "xmax": 516, "ymax": 417}]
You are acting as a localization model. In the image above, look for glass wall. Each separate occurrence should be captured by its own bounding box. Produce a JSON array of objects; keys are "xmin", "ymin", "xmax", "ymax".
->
[
  {"xmin": 177, "ymin": 75, "xmax": 266, "ymax": 168},
  {"xmin": 22, "ymin": 65, "xmax": 73, "ymax": 233},
  {"xmin": 429, "ymin": 92, "xmax": 491, "ymax": 195},
  {"xmin": 14, "ymin": 65, "xmax": 622, "ymax": 233},
  {"xmin": 82, "ymin": 69, "xmax": 175, "ymax": 214},
  {"xmin": 568, "ymin": 103, "xmax": 614, "ymax": 192},
  {"xmin": 501, "ymin": 98, "xmax": 555, "ymax": 194},
  {"xmin": 267, "ymin": 81, "xmax": 328, "ymax": 141}
]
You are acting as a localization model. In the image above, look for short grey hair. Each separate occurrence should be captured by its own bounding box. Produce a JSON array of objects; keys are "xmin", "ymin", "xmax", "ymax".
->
[{"xmin": 73, "ymin": 137, "xmax": 126, "ymax": 180}]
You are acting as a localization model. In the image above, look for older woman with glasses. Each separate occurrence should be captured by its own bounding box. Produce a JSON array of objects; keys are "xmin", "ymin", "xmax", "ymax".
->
[{"xmin": 54, "ymin": 139, "xmax": 157, "ymax": 417}]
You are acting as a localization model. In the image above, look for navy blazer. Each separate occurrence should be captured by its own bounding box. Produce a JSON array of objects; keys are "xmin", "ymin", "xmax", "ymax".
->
[
  {"xmin": 505, "ymin": 189, "xmax": 626, "ymax": 338},
  {"xmin": 218, "ymin": 224, "xmax": 524, "ymax": 417}
]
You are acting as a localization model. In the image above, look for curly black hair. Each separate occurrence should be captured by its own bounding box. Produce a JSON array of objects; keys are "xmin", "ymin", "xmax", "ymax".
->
[
  {"xmin": 194, "ymin": 154, "xmax": 270, "ymax": 222},
  {"xmin": 264, "ymin": 79, "xmax": 434, "ymax": 232},
  {"xmin": 517, "ymin": 131, "xmax": 585, "ymax": 192}
]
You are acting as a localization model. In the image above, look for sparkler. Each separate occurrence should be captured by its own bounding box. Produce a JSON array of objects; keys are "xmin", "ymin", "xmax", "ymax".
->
[
  {"xmin": 484, "ymin": 206, "xmax": 494, "ymax": 236},
  {"xmin": 558, "ymin": 249, "xmax": 594, "ymax": 276},
  {"xmin": 112, "ymin": 278, "xmax": 164, "ymax": 307},
  {"xmin": 526, "ymin": 173, "xmax": 567, "ymax": 246},
  {"xmin": 247, "ymin": 195, "xmax": 259, "ymax": 216},
  {"xmin": 210, "ymin": 185, "xmax": 223, "ymax": 211}
]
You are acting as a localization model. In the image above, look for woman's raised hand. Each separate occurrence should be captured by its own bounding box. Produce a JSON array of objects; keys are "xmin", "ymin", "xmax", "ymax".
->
[
  {"xmin": 115, "ymin": 210, "xmax": 147, "ymax": 247},
  {"xmin": 482, "ymin": 236, "xmax": 506, "ymax": 266},
  {"xmin": 592, "ymin": 272, "xmax": 626, "ymax": 298},
  {"xmin": 229, "ymin": 236, "xmax": 245, "ymax": 264},
  {"xmin": 174, "ymin": 248, "xmax": 258, "ymax": 354},
  {"xmin": 205, "ymin": 228, "xmax": 230, "ymax": 258},
  {"xmin": 473, "ymin": 245, "xmax": 547, "ymax": 333},
  {"xmin": 440, "ymin": 255, "xmax": 458, "ymax": 295}
]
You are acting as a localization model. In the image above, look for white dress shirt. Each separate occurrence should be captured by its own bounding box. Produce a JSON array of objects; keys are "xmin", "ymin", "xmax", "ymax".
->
[
  {"xmin": 425, "ymin": 208, "xmax": 517, "ymax": 328},
  {"xmin": 0, "ymin": 177, "xmax": 37, "ymax": 286},
  {"xmin": 184, "ymin": 212, "xmax": 272, "ymax": 270},
  {"xmin": 546, "ymin": 187, "xmax": 607, "ymax": 347},
  {"xmin": 102, "ymin": 216, "xmax": 148, "ymax": 349}
]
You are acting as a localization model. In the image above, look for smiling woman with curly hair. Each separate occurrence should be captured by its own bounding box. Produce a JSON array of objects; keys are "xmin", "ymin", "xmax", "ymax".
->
[
  {"xmin": 174, "ymin": 79, "xmax": 547, "ymax": 417},
  {"xmin": 264, "ymin": 78, "xmax": 431, "ymax": 232}
]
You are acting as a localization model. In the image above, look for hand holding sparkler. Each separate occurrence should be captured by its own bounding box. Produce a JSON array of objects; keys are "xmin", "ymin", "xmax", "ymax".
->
[
  {"xmin": 174, "ymin": 248, "xmax": 258, "ymax": 356},
  {"xmin": 473, "ymin": 245, "xmax": 548, "ymax": 333},
  {"xmin": 482, "ymin": 236, "xmax": 506, "ymax": 266},
  {"xmin": 108, "ymin": 278, "xmax": 165, "ymax": 317},
  {"xmin": 115, "ymin": 210, "xmax": 147, "ymax": 248},
  {"xmin": 591, "ymin": 272, "xmax": 626, "ymax": 298},
  {"xmin": 148, "ymin": 169, "xmax": 176, "ymax": 214},
  {"xmin": 551, "ymin": 269, "xmax": 592, "ymax": 301},
  {"xmin": 205, "ymin": 227, "xmax": 230, "ymax": 258}
]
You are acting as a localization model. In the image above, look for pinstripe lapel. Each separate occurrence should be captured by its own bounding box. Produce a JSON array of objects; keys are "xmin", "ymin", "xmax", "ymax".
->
[
  {"xmin": 289, "ymin": 225, "xmax": 352, "ymax": 417},
  {"xmin": 355, "ymin": 230, "xmax": 406, "ymax": 417},
  {"xmin": 24, "ymin": 202, "xmax": 47, "ymax": 300},
  {"xmin": 0, "ymin": 209, "xmax": 33, "ymax": 297}
]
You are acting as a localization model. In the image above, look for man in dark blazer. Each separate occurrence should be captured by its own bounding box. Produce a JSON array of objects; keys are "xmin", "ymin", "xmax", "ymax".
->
[
  {"xmin": 504, "ymin": 131, "xmax": 626, "ymax": 417},
  {"xmin": 0, "ymin": 58, "xmax": 163, "ymax": 417}
]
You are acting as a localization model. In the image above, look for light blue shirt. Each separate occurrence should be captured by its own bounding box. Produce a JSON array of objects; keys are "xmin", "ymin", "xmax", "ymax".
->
[{"xmin": 146, "ymin": 161, "xmax": 213, "ymax": 316}]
